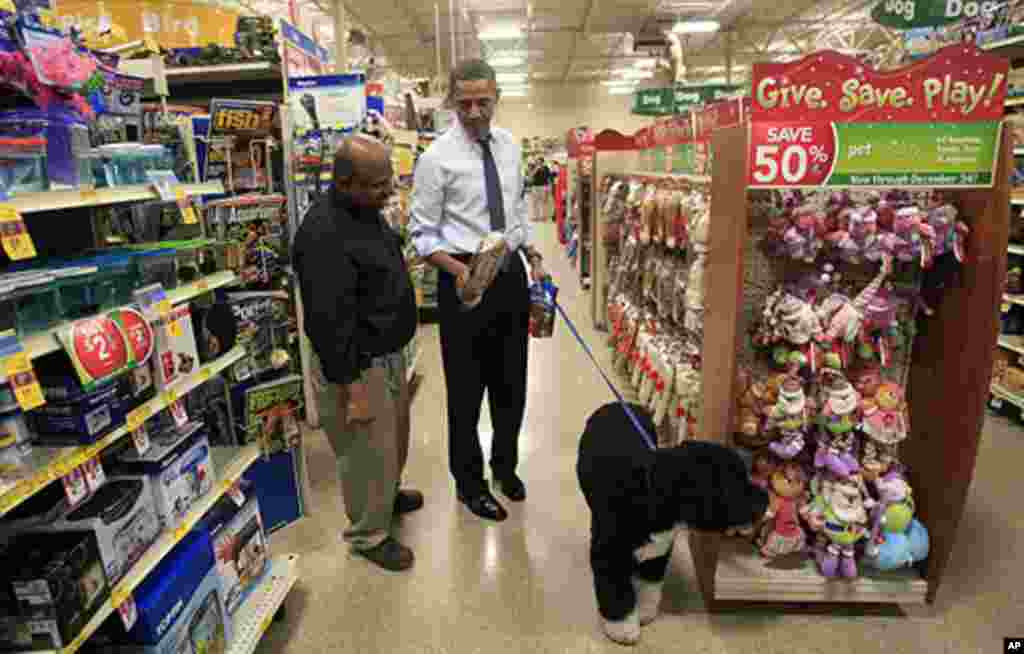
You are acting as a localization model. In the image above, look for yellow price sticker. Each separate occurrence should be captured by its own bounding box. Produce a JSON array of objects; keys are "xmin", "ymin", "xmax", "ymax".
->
[
  {"xmin": 196, "ymin": 278, "xmax": 209, "ymax": 292},
  {"xmin": 174, "ymin": 523, "xmax": 190, "ymax": 542},
  {"xmin": 0, "ymin": 207, "xmax": 37, "ymax": 261},
  {"xmin": 162, "ymin": 389, "xmax": 180, "ymax": 406},
  {"xmin": 2, "ymin": 352, "xmax": 44, "ymax": 411},
  {"xmin": 110, "ymin": 586, "xmax": 131, "ymax": 608},
  {"xmin": 157, "ymin": 299, "xmax": 172, "ymax": 318},
  {"xmin": 198, "ymin": 367, "xmax": 212, "ymax": 382},
  {"xmin": 168, "ymin": 319, "xmax": 182, "ymax": 338},
  {"xmin": 181, "ymin": 206, "xmax": 199, "ymax": 225},
  {"xmin": 260, "ymin": 615, "xmax": 273, "ymax": 634},
  {"xmin": 126, "ymin": 407, "xmax": 148, "ymax": 432}
]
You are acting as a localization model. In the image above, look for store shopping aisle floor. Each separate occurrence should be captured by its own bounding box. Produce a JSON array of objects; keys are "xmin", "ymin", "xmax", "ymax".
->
[{"xmin": 264, "ymin": 223, "xmax": 1022, "ymax": 654}]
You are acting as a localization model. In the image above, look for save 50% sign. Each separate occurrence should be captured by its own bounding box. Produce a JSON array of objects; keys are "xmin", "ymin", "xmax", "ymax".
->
[{"xmin": 748, "ymin": 123, "xmax": 837, "ymax": 188}]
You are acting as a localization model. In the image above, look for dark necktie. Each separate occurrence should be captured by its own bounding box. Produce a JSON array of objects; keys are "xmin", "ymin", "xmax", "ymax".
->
[{"xmin": 479, "ymin": 139, "xmax": 506, "ymax": 231}]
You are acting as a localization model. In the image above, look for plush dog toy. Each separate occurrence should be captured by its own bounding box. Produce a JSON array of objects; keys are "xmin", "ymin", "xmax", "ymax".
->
[{"xmin": 577, "ymin": 402, "xmax": 769, "ymax": 646}]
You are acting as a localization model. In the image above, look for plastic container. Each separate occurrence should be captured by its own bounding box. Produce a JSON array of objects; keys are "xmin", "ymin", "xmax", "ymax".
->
[
  {"xmin": 10, "ymin": 281, "xmax": 61, "ymax": 337},
  {"xmin": 0, "ymin": 136, "xmax": 48, "ymax": 196},
  {"xmin": 0, "ymin": 408, "xmax": 34, "ymax": 455},
  {"xmin": 0, "ymin": 109, "xmax": 92, "ymax": 189},
  {"xmin": 133, "ymin": 248, "xmax": 179, "ymax": 290}
]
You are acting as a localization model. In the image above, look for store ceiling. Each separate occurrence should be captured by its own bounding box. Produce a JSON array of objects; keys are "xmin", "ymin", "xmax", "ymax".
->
[{"xmin": 236, "ymin": 0, "xmax": 902, "ymax": 85}]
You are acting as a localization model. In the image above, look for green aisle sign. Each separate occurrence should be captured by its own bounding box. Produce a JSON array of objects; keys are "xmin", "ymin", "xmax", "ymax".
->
[
  {"xmin": 632, "ymin": 88, "xmax": 675, "ymax": 116},
  {"xmin": 871, "ymin": 0, "xmax": 1000, "ymax": 29},
  {"xmin": 674, "ymin": 84, "xmax": 743, "ymax": 110}
]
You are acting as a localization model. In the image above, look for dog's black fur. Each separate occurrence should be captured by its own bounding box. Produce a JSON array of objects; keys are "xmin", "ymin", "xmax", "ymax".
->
[{"xmin": 577, "ymin": 402, "xmax": 770, "ymax": 621}]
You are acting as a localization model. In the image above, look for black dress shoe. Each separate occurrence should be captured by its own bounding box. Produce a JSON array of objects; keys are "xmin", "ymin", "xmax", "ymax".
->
[
  {"xmin": 394, "ymin": 489, "xmax": 424, "ymax": 515},
  {"xmin": 355, "ymin": 537, "xmax": 414, "ymax": 571},
  {"xmin": 457, "ymin": 489, "xmax": 508, "ymax": 521},
  {"xmin": 494, "ymin": 474, "xmax": 526, "ymax": 502}
]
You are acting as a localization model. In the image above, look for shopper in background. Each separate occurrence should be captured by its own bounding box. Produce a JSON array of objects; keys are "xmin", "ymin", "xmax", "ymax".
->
[
  {"xmin": 293, "ymin": 136, "xmax": 422, "ymax": 571},
  {"xmin": 530, "ymin": 157, "xmax": 553, "ymax": 223},
  {"xmin": 409, "ymin": 58, "xmax": 547, "ymax": 522}
]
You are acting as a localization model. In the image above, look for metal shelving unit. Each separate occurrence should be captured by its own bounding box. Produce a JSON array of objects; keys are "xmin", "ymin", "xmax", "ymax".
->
[
  {"xmin": 0, "ymin": 346, "xmax": 247, "ymax": 516},
  {"xmin": 36, "ymin": 444, "xmax": 262, "ymax": 654},
  {"xmin": 226, "ymin": 554, "xmax": 300, "ymax": 654},
  {"xmin": 5, "ymin": 182, "xmax": 224, "ymax": 214}
]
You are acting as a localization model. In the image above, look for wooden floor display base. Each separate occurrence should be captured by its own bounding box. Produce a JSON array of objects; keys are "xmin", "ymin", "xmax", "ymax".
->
[{"xmin": 713, "ymin": 540, "xmax": 928, "ymax": 605}]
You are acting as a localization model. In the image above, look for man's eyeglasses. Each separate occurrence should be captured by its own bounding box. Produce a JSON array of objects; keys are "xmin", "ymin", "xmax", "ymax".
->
[{"xmin": 455, "ymin": 97, "xmax": 495, "ymax": 113}]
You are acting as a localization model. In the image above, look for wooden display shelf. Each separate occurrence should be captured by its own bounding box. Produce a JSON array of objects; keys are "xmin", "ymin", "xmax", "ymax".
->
[
  {"xmin": 712, "ymin": 540, "xmax": 928, "ymax": 604},
  {"xmin": 690, "ymin": 125, "xmax": 1008, "ymax": 607}
]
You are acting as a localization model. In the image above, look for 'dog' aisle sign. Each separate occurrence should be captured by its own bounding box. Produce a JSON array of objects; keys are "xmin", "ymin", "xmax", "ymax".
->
[{"xmin": 747, "ymin": 44, "xmax": 1008, "ymax": 189}]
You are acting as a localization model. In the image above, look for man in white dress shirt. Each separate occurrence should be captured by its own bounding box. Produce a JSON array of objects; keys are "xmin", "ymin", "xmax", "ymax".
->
[{"xmin": 409, "ymin": 59, "xmax": 547, "ymax": 522}]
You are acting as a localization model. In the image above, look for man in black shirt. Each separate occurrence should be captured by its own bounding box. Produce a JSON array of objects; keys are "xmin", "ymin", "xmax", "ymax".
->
[{"xmin": 293, "ymin": 136, "xmax": 421, "ymax": 572}]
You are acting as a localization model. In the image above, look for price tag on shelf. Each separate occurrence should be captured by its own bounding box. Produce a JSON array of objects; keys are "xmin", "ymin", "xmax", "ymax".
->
[
  {"xmin": 82, "ymin": 458, "xmax": 106, "ymax": 492},
  {"xmin": 162, "ymin": 388, "xmax": 180, "ymax": 406},
  {"xmin": 197, "ymin": 367, "xmax": 212, "ymax": 383},
  {"xmin": 0, "ymin": 206, "xmax": 37, "ymax": 261},
  {"xmin": 126, "ymin": 404, "xmax": 149, "ymax": 432},
  {"xmin": 196, "ymin": 278, "xmax": 209, "ymax": 292},
  {"xmin": 116, "ymin": 593, "xmax": 138, "ymax": 630},
  {"xmin": 174, "ymin": 521, "xmax": 191, "ymax": 542},
  {"xmin": 169, "ymin": 398, "xmax": 188, "ymax": 428},
  {"xmin": 62, "ymin": 466, "xmax": 88, "ymax": 507},
  {"xmin": 1, "ymin": 350, "xmax": 45, "ymax": 411},
  {"xmin": 168, "ymin": 318, "xmax": 182, "ymax": 338},
  {"xmin": 131, "ymin": 422, "xmax": 151, "ymax": 455},
  {"xmin": 227, "ymin": 481, "xmax": 245, "ymax": 507}
]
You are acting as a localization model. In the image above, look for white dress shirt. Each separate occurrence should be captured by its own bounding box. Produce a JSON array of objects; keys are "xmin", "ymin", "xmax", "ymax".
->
[{"xmin": 409, "ymin": 122, "xmax": 531, "ymax": 257}]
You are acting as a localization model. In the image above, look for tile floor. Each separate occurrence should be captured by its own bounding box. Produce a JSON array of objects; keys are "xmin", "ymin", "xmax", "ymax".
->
[{"xmin": 265, "ymin": 223, "xmax": 1023, "ymax": 654}]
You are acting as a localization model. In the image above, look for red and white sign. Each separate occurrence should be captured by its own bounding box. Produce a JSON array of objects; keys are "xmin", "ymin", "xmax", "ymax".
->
[
  {"xmin": 114, "ymin": 308, "xmax": 155, "ymax": 366},
  {"xmin": 749, "ymin": 122, "xmax": 837, "ymax": 187},
  {"xmin": 68, "ymin": 316, "xmax": 130, "ymax": 383}
]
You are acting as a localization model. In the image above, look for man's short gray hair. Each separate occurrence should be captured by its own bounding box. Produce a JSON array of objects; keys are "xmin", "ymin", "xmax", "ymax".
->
[{"xmin": 448, "ymin": 59, "xmax": 497, "ymax": 99}]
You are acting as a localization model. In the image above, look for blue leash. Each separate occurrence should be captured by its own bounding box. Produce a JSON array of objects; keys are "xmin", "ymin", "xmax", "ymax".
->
[{"xmin": 551, "ymin": 299, "xmax": 658, "ymax": 451}]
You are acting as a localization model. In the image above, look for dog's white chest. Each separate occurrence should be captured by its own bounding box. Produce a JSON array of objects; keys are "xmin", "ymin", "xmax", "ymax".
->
[{"xmin": 634, "ymin": 526, "xmax": 681, "ymax": 562}]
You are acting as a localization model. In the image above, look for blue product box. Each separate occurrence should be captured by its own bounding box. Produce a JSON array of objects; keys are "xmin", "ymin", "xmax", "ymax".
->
[
  {"xmin": 29, "ymin": 381, "xmax": 126, "ymax": 446},
  {"xmin": 242, "ymin": 450, "xmax": 303, "ymax": 534},
  {"xmin": 199, "ymin": 483, "xmax": 267, "ymax": 616},
  {"xmin": 128, "ymin": 530, "xmax": 232, "ymax": 654}
]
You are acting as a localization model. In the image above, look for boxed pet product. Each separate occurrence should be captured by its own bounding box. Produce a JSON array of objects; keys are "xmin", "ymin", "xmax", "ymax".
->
[
  {"xmin": 199, "ymin": 483, "xmax": 267, "ymax": 615},
  {"xmin": 152, "ymin": 303, "xmax": 200, "ymax": 391},
  {"xmin": 124, "ymin": 529, "xmax": 232, "ymax": 654},
  {"xmin": 0, "ymin": 477, "xmax": 163, "ymax": 585},
  {"xmin": 0, "ymin": 531, "xmax": 109, "ymax": 651},
  {"xmin": 108, "ymin": 423, "xmax": 215, "ymax": 530}
]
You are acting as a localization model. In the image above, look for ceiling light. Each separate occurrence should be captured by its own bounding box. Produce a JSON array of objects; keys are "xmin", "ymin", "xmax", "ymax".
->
[
  {"xmin": 633, "ymin": 58, "xmax": 656, "ymax": 68},
  {"xmin": 497, "ymin": 72, "xmax": 528, "ymax": 83},
  {"xmin": 503, "ymin": 89, "xmax": 529, "ymax": 97},
  {"xmin": 672, "ymin": 19, "xmax": 720, "ymax": 34},
  {"xmin": 490, "ymin": 55, "xmax": 525, "ymax": 67},
  {"xmin": 618, "ymin": 69, "xmax": 654, "ymax": 80},
  {"xmin": 608, "ymin": 86, "xmax": 634, "ymax": 95},
  {"xmin": 479, "ymin": 26, "xmax": 523, "ymax": 40},
  {"xmin": 602, "ymin": 80, "xmax": 637, "ymax": 87}
]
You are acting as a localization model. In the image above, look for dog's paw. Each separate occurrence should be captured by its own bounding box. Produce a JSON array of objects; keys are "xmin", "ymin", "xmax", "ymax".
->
[
  {"xmin": 602, "ymin": 610, "xmax": 640, "ymax": 646},
  {"xmin": 632, "ymin": 578, "xmax": 664, "ymax": 625}
]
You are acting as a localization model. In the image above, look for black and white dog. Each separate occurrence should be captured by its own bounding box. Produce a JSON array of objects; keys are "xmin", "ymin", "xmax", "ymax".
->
[{"xmin": 577, "ymin": 402, "xmax": 769, "ymax": 645}]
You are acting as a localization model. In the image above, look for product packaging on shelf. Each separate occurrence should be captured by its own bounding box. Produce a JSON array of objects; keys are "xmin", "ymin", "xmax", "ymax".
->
[
  {"xmin": 199, "ymin": 483, "xmax": 267, "ymax": 616},
  {"xmin": 107, "ymin": 422, "xmax": 215, "ymax": 530},
  {"xmin": 29, "ymin": 378, "xmax": 127, "ymax": 446},
  {"xmin": 96, "ymin": 529, "xmax": 233, "ymax": 654},
  {"xmin": 151, "ymin": 302, "xmax": 200, "ymax": 391},
  {"xmin": 0, "ymin": 531, "xmax": 110, "ymax": 651},
  {"xmin": 0, "ymin": 476, "xmax": 162, "ymax": 585}
]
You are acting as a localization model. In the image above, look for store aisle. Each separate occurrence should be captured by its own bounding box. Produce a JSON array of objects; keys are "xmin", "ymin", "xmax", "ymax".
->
[{"xmin": 266, "ymin": 223, "xmax": 1023, "ymax": 654}]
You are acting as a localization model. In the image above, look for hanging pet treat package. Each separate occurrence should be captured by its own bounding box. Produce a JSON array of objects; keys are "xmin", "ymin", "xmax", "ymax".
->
[{"xmin": 528, "ymin": 278, "xmax": 558, "ymax": 339}]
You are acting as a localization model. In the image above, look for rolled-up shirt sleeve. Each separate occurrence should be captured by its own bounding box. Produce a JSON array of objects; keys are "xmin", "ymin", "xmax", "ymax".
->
[
  {"xmin": 409, "ymin": 150, "xmax": 446, "ymax": 257},
  {"xmin": 295, "ymin": 242, "xmax": 361, "ymax": 385}
]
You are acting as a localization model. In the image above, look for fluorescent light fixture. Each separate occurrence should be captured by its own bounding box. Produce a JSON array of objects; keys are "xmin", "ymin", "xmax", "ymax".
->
[
  {"xmin": 479, "ymin": 26, "xmax": 523, "ymax": 40},
  {"xmin": 503, "ymin": 89, "xmax": 529, "ymax": 97},
  {"xmin": 618, "ymin": 69, "xmax": 654, "ymax": 80},
  {"xmin": 602, "ymin": 79, "xmax": 637, "ymax": 87},
  {"xmin": 608, "ymin": 86, "xmax": 635, "ymax": 95},
  {"xmin": 489, "ymin": 55, "xmax": 525, "ymax": 67},
  {"xmin": 672, "ymin": 19, "xmax": 720, "ymax": 33},
  {"xmin": 497, "ymin": 72, "xmax": 528, "ymax": 83},
  {"xmin": 633, "ymin": 58, "xmax": 656, "ymax": 68}
]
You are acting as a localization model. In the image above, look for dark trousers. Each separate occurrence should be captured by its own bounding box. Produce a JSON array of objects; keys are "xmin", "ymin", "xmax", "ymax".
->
[{"xmin": 438, "ymin": 251, "xmax": 530, "ymax": 496}]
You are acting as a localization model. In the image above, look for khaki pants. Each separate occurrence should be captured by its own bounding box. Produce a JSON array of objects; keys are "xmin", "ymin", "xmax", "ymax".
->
[{"xmin": 313, "ymin": 350, "xmax": 410, "ymax": 550}]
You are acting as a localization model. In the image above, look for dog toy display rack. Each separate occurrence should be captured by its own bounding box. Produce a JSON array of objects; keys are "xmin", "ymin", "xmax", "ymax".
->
[{"xmin": 602, "ymin": 45, "xmax": 1006, "ymax": 608}]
